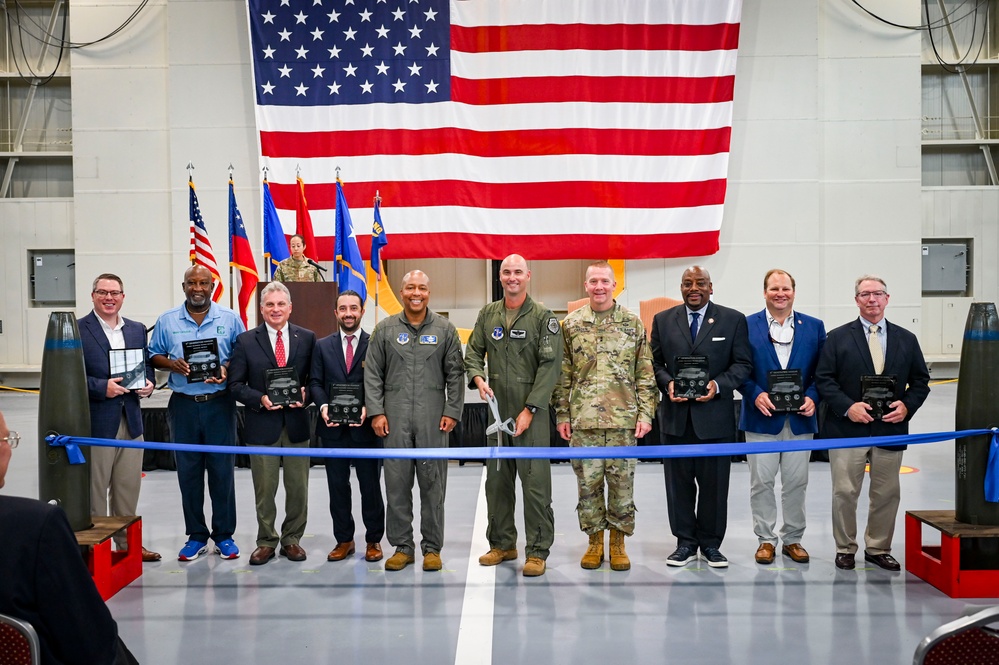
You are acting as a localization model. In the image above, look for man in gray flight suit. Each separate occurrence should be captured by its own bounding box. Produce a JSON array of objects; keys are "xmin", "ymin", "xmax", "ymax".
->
[
  {"xmin": 365, "ymin": 269, "xmax": 465, "ymax": 572},
  {"xmin": 465, "ymin": 254, "xmax": 563, "ymax": 577}
]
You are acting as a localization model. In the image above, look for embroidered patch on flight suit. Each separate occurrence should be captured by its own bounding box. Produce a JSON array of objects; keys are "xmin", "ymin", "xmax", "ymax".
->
[
  {"xmin": 397, "ymin": 333, "xmax": 409, "ymax": 344},
  {"xmin": 510, "ymin": 329, "xmax": 527, "ymax": 339},
  {"xmin": 491, "ymin": 327, "xmax": 504, "ymax": 340},
  {"xmin": 547, "ymin": 318, "xmax": 560, "ymax": 334},
  {"xmin": 419, "ymin": 335, "xmax": 438, "ymax": 344}
]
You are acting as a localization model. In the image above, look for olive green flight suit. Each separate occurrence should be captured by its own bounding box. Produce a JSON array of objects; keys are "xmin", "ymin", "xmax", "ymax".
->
[{"xmin": 465, "ymin": 294, "xmax": 563, "ymax": 560}]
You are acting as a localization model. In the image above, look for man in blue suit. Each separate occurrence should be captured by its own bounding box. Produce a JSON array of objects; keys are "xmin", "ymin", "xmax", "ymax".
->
[
  {"xmin": 229, "ymin": 281, "xmax": 316, "ymax": 565},
  {"xmin": 739, "ymin": 269, "xmax": 825, "ymax": 566},
  {"xmin": 310, "ymin": 290, "xmax": 385, "ymax": 563},
  {"xmin": 80, "ymin": 273, "xmax": 160, "ymax": 562}
]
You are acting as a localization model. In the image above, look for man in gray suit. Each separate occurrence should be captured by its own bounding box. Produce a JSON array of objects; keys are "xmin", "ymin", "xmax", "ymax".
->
[{"xmin": 650, "ymin": 266, "xmax": 753, "ymax": 568}]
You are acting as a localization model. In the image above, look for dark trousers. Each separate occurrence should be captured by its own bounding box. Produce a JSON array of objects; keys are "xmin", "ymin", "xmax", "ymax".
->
[
  {"xmin": 324, "ymin": 456, "xmax": 385, "ymax": 545},
  {"xmin": 664, "ymin": 416, "xmax": 730, "ymax": 550},
  {"xmin": 168, "ymin": 393, "xmax": 237, "ymax": 543}
]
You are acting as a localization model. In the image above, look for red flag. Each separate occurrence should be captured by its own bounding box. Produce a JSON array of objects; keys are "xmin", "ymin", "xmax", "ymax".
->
[{"xmin": 295, "ymin": 176, "xmax": 319, "ymax": 262}]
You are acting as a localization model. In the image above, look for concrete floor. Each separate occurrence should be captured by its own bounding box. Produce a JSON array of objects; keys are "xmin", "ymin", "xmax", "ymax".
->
[{"xmin": 0, "ymin": 381, "xmax": 992, "ymax": 665}]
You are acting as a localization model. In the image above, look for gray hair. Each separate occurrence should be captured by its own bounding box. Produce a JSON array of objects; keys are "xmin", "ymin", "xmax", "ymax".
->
[
  {"xmin": 854, "ymin": 275, "xmax": 887, "ymax": 296},
  {"xmin": 261, "ymin": 281, "xmax": 292, "ymax": 302}
]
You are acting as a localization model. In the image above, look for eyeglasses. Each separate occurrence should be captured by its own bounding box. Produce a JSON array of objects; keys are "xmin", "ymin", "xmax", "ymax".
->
[
  {"xmin": 769, "ymin": 322, "xmax": 794, "ymax": 346},
  {"xmin": 4, "ymin": 431, "xmax": 19, "ymax": 448},
  {"xmin": 93, "ymin": 289, "xmax": 123, "ymax": 298},
  {"xmin": 856, "ymin": 291, "xmax": 887, "ymax": 299}
]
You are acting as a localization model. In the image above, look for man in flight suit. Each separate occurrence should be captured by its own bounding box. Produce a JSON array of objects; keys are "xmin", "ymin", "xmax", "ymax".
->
[
  {"xmin": 465, "ymin": 254, "xmax": 563, "ymax": 577},
  {"xmin": 364, "ymin": 270, "xmax": 465, "ymax": 572}
]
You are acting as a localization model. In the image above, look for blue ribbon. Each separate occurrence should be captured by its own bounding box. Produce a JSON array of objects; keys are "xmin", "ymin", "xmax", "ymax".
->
[
  {"xmin": 47, "ymin": 428, "xmax": 995, "ymax": 466},
  {"xmin": 986, "ymin": 430, "xmax": 999, "ymax": 503}
]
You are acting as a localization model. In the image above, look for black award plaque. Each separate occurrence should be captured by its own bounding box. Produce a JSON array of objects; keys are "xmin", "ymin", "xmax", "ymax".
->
[
  {"xmin": 767, "ymin": 369, "xmax": 804, "ymax": 413},
  {"xmin": 183, "ymin": 339, "xmax": 220, "ymax": 383},
  {"xmin": 674, "ymin": 355, "xmax": 709, "ymax": 398},
  {"xmin": 109, "ymin": 348, "xmax": 147, "ymax": 390},
  {"xmin": 861, "ymin": 374, "xmax": 897, "ymax": 419},
  {"xmin": 328, "ymin": 383, "xmax": 364, "ymax": 425},
  {"xmin": 265, "ymin": 367, "xmax": 301, "ymax": 406}
]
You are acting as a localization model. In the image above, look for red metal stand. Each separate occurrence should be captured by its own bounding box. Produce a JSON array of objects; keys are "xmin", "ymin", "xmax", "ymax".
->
[
  {"xmin": 905, "ymin": 510, "xmax": 999, "ymax": 598},
  {"xmin": 74, "ymin": 516, "xmax": 143, "ymax": 601}
]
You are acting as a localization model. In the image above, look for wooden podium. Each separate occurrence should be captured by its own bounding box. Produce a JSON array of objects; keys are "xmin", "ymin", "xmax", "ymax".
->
[{"xmin": 256, "ymin": 281, "xmax": 339, "ymax": 338}]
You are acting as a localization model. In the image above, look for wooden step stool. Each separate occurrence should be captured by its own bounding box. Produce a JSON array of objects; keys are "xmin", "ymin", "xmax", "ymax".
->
[
  {"xmin": 74, "ymin": 516, "xmax": 143, "ymax": 601},
  {"xmin": 905, "ymin": 510, "xmax": 999, "ymax": 598}
]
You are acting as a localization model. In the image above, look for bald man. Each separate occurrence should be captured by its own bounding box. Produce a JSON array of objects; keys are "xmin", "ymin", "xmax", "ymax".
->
[
  {"xmin": 364, "ymin": 270, "xmax": 465, "ymax": 572},
  {"xmin": 465, "ymin": 254, "xmax": 563, "ymax": 577}
]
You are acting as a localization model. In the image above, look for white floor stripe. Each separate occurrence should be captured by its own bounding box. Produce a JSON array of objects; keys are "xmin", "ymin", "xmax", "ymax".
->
[{"xmin": 454, "ymin": 468, "xmax": 494, "ymax": 665}]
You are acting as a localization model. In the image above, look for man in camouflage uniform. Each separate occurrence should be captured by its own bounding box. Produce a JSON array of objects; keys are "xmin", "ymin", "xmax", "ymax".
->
[
  {"xmin": 273, "ymin": 234, "xmax": 322, "ymax": 282},
  {"xmin": 364, "ymin": 270, "xmax": 464, "ymax": 572},
  {"xmin": 465, "ymin": 254, "xmax": 563, "ymax": 577},
  {"xmin": 554, "ymin": 261, "xmax": 658, "ymax": 571}
]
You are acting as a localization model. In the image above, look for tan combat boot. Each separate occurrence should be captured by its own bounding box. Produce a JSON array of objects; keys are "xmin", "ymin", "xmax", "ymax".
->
[
  {"xmin": 609, "ymin": 529, "xmax": 631, "ymax": 571},
  {"xmin": 580, "ymin": 531, "xmax": 604, "ymax": 569}
]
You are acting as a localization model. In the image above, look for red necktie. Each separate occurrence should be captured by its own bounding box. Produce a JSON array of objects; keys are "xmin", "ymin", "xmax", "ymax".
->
[
  {"xmin": 345, "ymin": 334, "xmax": 355, "ymax": 373},
  {"xmin": 275, "ymin": 330, "xmax": 286, "ymax": 367}
]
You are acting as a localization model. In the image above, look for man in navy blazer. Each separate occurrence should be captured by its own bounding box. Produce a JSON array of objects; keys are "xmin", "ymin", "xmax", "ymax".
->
[
  {"xmin": 739, "ymin": 269, "xmax": 826, "ymax": 566},
  {"xmin": 816, "ymin": 275, "xmax": 930, "ymax": 571},
  {"xmin": 79, "ymin": 273, "xmax": 160, "ymax": 562},
  {"xmin": 0, "ymin": 410, "xmax": 140, "ymax": 665},
  {"xmin": 650, "ymin": 266, "xmax": 753, "ymax": 568},
  {"xmin": 229, "ymin": 281, "xmax": 316, "ymax": 565},
  {"xmin": 309, "ymin": 290, "xmax": 385, "ymax": 563}
]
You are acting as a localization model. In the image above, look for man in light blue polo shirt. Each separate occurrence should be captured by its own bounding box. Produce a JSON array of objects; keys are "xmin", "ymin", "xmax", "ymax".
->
[{"xmin": 149, "ymin": 264, "xmax": 245, "ymax": 561}]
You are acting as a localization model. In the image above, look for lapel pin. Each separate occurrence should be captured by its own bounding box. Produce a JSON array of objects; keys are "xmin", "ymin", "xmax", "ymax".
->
[{"xmin": 708, "ymin": 318, "xmax": 714, "ymax": 325}]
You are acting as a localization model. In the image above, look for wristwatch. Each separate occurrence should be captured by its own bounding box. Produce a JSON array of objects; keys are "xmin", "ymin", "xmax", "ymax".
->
[{"xmin": 526, "ymin": 405, "xmax": 539, "ymax": 415}]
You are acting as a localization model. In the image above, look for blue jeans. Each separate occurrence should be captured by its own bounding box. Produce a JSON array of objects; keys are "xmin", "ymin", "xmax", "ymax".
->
[{"xmin": 168, "ymin": 393, "xmax": 237, "ymax": 543}]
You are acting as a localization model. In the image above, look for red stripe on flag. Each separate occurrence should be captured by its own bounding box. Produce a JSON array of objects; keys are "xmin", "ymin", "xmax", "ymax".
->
[
  {"xmin": 260, "ymin": 127, "xmax": 731, "ymax": 159},
  {"xmin": 269, "ymin": 179, "xmax": 728, "ymax": 211},
  {"xmin": 345, "ymin": 230, "xmax": 720, "ymax": 260},
  {"xmin": 451, "ymin": 23, "xmax": 740, "ymax": 53},
  {"xmin": 451, "ymin": 75, "xmax": 735, "ymax": 105}
]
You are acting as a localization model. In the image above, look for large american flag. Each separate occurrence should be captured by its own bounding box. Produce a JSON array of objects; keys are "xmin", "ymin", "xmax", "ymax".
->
[{"xmin": 248, "ymin": 0, "xmax": 742, "ymax": 260}]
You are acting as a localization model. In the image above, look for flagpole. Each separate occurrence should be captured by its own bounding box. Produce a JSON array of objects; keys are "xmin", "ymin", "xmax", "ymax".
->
[
  {"xmin": 334, "ymin": 166, "xmax": 342, "ymax": 294},
  {"xmin": 373, "ymin": 190, "xmax": 381, "ymax": 324},
  {"xmin": 261, "ymin": 165, "xmax": 269, "ymax": 283},
  {"xmin": 227, "ymin": 164, "xmax": 235, "ymax": 312},
  {"xmin": 187, "ymin": 161, "xmax": 196, "ymax": 267}
]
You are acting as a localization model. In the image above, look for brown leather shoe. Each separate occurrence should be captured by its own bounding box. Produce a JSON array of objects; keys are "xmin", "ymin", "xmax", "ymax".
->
[
  {"xmin": 864, "ymin": 551, "xmax": 901, "ymax": 571},
  {"xmin": 279, "ymin": 543, "xmax": 307, "ymax": 562},
  {"xmin": 384, "ymin": 550, "xmax": 415, "ymax": 571},
  {"xmin": 327, "ymin": 541, "xmax": 356, "ymax": 561},
  {"xmin": 141, "ymin": 547, "xmax": 162, "ymax": 562},
  {"xmin": 365, "ymin": 543, "xmax": 383, "ymax": 562},
  {"xmin": 522, "ymin": 557, "xmax": 546, "ymax": 577},
  {"xmin": 249, "ymin": 546, "xmax": 276, "ymax": 566},
  {"xmin": 755, "ymin": 543, "xmax": 776, "ymax": 565},
  {"xmin": 478, "ymin": 548, "xmax": 518, "ymax": 566},
  {"xmin": 782, "ymin": 543, "xmax": 810, "ymax": 563},
  {"xmin": 423, "ymin": 551, "xmax": 442, "ymax": 571},
  {"xmin": 835, "ymin": 553, "xmax": 856, "ymax": 570}
]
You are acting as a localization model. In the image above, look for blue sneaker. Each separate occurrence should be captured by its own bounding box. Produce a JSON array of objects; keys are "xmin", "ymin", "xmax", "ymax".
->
[
  {"xmin": 215, "ymin": 538, "xmax": 240, "ymax": 560},
  {"xmin": 178, "ymin": 540, "xmax": 208, "ymax": 562}
]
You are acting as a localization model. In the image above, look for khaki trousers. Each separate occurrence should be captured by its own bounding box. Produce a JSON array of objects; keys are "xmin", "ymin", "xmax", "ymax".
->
[
  {"xmin": 90, "ymin": 414, "xmax": 143, "ymax": 549},
  {"xmin": 830, "ymin": 446, "xmax": 903, "ymax": 555}
]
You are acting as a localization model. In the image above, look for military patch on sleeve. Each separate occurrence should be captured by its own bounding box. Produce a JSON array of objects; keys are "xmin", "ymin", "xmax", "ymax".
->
[{"xmin": 547, "ymin": 317, "xmax": 560, "ymax": 334}]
